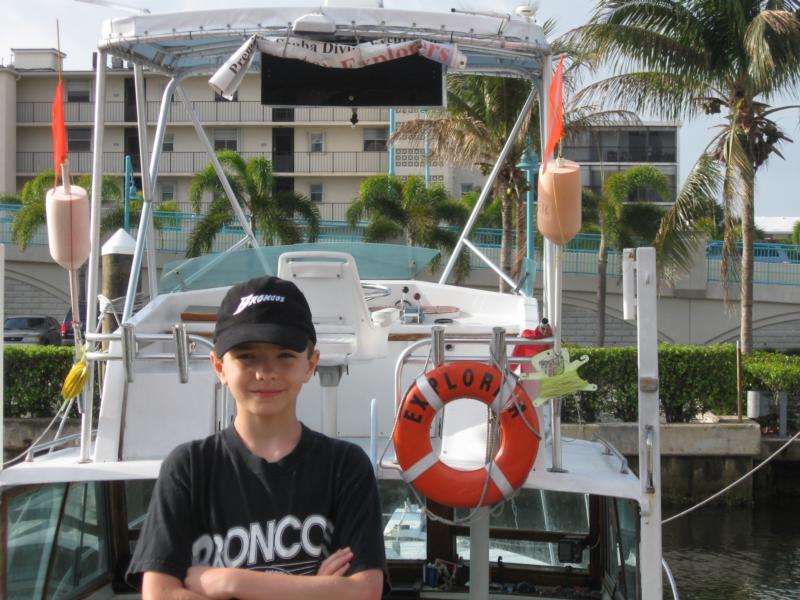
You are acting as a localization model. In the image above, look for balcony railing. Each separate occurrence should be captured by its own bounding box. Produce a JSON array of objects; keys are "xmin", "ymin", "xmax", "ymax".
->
[
  {"xmin": 17, "ymin": 101, "xmax": 391, "ymax": 125},
  {"xmin": 16, "ymin": 151, "xmax": 389, "ymax": 175}
]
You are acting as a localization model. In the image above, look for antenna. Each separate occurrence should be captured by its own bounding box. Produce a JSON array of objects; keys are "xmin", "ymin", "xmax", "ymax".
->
[{"xmin": 74, "ymin": 0, "xmax": 151, "ymax": 14}]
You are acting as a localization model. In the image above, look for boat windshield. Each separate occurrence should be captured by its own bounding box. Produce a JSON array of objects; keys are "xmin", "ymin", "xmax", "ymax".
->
[{"xmin": 158, "ymin": 242, "xmax": 440, "ymax": 294}]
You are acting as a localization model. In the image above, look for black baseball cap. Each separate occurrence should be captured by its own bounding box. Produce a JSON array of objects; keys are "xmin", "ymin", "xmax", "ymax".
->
[{"xmin": 214, "ymin": 275, "xmax": 317, "ymax": 356}]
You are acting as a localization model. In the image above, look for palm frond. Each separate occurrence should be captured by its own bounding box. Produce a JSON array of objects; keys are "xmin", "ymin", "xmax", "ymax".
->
[
  {"xmin": 654, "ymin": 152, "xmax": 722, "ymax": 280},
  {"xmin": 745, "ymin": 8, "xmax": 800, "ymax": 92},
  {"xmin": 362, "ymin": 215, "xmax": 404, "ymax": 243},
  {"xmin": 573, "ymin": 71, "xmax": 715, "ymax": 121},
  {"xmin": 185, "ymin": 206, "xmax": 233, "ymax": 257}
]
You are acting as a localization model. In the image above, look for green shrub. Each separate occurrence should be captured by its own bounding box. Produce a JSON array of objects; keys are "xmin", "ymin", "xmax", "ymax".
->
[
  {"xmin": 743, "ymin": 351, "xmax": 800, "ymax": 398},
  {"xmin": 563, "ymin": 344, "xmax": 794, "ymax": 423},
  {"xmin": 3, "ymin": 346, "xmax": 74, "ymax": 417}
]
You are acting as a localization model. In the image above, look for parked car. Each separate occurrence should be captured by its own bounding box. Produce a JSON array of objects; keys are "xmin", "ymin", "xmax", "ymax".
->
[
  {"xmin": 60, "ymin": 306, "xmax": 86, "ymax": 344},
  {"xmin": 4, "ymin": 316, "xmax": 62, "ymax": 346}
]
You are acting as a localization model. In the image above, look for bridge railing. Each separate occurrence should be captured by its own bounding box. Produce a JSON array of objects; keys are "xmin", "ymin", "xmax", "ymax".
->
[{"xmin": 2, "ymin": 203, "xmax": 798, "ymax": 285}]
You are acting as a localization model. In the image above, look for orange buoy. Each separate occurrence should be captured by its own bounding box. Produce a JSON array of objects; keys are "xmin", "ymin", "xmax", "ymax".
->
[
  {"xmin": 45, "ymin": 184, "xmax": 90, "ymax": 270},
  {"xmin": 394, "ymin": 361, "xmax": 540, "ymax": 508},
  {"xmin": 537, "ymin": 158, "xmax": 582, "ymax": 246}
]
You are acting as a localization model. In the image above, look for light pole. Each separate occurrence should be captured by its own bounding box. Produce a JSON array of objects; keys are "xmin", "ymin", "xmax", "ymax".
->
[
  {"xmin": 123, "ymin": 154, "xmax": 138, "ymax": 233},
  {"xmin": 516, "ymin": 146, "xmax": 539, "ymax": 297}
]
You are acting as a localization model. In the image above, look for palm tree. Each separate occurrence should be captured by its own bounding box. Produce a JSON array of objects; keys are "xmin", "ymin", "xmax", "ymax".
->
[
  {"xmin": 594, "ymin": 165, "xmax": 669, "ymax": 346},
  {"xmin": 187, "ymin": 150, "xmax": 320, "ymax": 257},
  {"xmin": 346, "ymin": 175, "xmax": 472, "ymax": 281},
  {"xmin": 572, "ymin": 0, "xmax": 800, "ymax": 352},
  {"xmin": 12, "ymin": 171, "xmax": 122, "ymax": 251}
]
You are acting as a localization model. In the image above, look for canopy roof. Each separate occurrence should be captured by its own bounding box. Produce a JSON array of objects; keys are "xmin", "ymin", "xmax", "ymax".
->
[{"xmin": 99, "ymin": 2, "xmax": 549, "ymax": 78}]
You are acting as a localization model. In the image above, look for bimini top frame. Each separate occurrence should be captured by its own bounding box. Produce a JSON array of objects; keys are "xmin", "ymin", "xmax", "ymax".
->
[
  {"xmin": 98, "ymin": 1, "xmax": 549, "ymax": 78},
  {"xmin": 78, "ymin": 2, "xmax": 552, "ymax": 464}
]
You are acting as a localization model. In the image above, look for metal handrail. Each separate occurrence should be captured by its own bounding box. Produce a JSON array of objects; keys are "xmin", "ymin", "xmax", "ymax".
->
[
  {"xmin": 26, "ymin": 430, "xmax": 97, "ymax": 462},
  {"xmin": 590, "ymin": 433, "xmax": 630, "ymax": 474},
  {"xmin": 662, "ymin": 558, "xmax": 681, "ymax": 599}
]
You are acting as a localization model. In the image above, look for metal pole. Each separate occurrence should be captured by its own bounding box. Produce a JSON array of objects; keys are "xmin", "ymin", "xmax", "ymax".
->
[
  {"xmin": 469, "ymin": 507, "xmax": 490, "ymax": 600},
  {"xmin": 388, "ymin": 109, "xmax": 395, "ymax": 176},
  {"xmin": 176, "ymin": 84, "xmax": 262, "ymax": 252},
  {"xmin": 80, "ymin": 50, "xmax": 107, "ymax": 463},
  {"xmin": 124, "ymin": 154, "xmax": 133, "ymax": 232},
  {"xmin": 134, "ymin": 64, "xmax": 159, "ymax": 304},
  {"xmin": 423, "ymin": 110, "xmax": 430, "ymax": 187},
  {"xmin": 439, "ymin": 85, "xmax": 536, "ymax": 285},
  {"xmin": 635, "ymin": 247, "xmax": 663, "ymax": 598}
]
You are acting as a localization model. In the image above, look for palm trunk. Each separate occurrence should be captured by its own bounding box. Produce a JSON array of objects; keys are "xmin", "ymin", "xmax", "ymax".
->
[{"xmin": 740, "ymin": 189, "xmax": 754, "ymax": 353}]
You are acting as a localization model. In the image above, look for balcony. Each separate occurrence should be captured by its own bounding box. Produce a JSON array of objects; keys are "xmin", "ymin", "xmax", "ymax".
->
[
  {"xmin": 16, "ymin": 151, "xmax": 389, "ymax": 176},
  {"xmin": 16, "ymin": 101, "xmax": 391, "ymax": 125}
]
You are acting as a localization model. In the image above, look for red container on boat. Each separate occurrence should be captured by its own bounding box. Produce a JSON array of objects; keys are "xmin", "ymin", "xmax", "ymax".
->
[{"xmin": 537, "ymin": 159, "xmax": 581, "ymax": 246}]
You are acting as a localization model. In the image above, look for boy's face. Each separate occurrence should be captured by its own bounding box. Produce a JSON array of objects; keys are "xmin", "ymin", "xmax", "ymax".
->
[{"xmin": 211, "ymin": 342, "xmax": 319, "ymax": 422}]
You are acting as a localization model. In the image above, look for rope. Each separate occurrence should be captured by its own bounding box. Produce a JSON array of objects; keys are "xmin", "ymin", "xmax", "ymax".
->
[{"xmin": 662, "ymin": 427, "xmax": 800, "ymax": 525}]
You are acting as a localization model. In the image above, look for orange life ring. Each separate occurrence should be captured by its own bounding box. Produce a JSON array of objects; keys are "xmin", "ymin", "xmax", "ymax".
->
[{"xmin": 393, "ymin": 361, "xmax": 540, "ymax": 508}]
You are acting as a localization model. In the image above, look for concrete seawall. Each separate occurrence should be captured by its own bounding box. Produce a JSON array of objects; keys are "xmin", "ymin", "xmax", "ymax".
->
[{"xmin": 563, "ymin": 417, "xmax": 764, "ymax": 505}]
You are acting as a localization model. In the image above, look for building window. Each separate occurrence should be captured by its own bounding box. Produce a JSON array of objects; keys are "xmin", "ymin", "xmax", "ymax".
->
[
  {"xmin": 309, "ymin": 183, "xmax": 323, "ymax": 203},
  {"xmin": 162, "ymin": 133, "xmax": 174, "ymax": 153},
  {"xmin": 214, "ymin": 128, "xmax": 238, "ymax": 152},
  {"xmin": 66, "ymin": 80, "xmax": 90, "ymax": 103},
  {"xmin": 67, "ymin": 128, "xmax": 91, "ymax": 152},
  {"xmin": 363, "ymin": 127, "xmax": 388, "ymax": 151},
  {"xmin": 214, "ymin": 90, "xmax": 238, "ymax": 102},
  {"xmin": 160, "ymin": 181, "xmax": 176, "ymax": 203},
  {"xmin": 309, "ymin": 132, "xmax": 324, "ymax": 153},
  {"xmin": 460, "ymin": 183, "xmax": 479, "ymax": 196}
]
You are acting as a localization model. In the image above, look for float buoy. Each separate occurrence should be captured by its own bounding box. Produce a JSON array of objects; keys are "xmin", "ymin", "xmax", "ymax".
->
[
  {"xmin": 537, "ymin": 158, "xmax": 581, "ymax": 246},
  {"xmin": 394, "ymin": 361, "xmax": 540, "ymax": 508},
  {"xmin": 45, "ymin": 184, "xmax": 90, "ymax": 270}
]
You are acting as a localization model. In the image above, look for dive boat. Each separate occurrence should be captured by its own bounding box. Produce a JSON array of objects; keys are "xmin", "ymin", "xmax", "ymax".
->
[{"xmin": 0, "ymin": 2, "xmax": 675, "ymax": 598}]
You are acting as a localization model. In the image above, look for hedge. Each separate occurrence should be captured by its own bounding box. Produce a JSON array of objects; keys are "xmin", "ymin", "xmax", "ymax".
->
[
  {"xmin": 3, "ymin": 346, "xmax": 75, "ymax": 417},
  {"xmin": 565, "ymin": 344, "xmax": 798, "ymax": 423},
  {"xmin": 3, "ymin": 344, "xmax": 799, "ymax": 422}
]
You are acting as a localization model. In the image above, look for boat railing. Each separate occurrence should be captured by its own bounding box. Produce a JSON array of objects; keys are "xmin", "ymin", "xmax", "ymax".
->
[
  {"xmin": 590, "ymin": 433, "xmax": 629, "ymax": 474},
  {"xmin": 24, "ymin": 430, "xmax": 97, "ymax": 462},
  {"xmin": 382, "ymin": 326, "xmax": 556, "ymax": 473},
  {"xmin": 84, "ymin": 327, "xmax": 214, "ymax": 384}
]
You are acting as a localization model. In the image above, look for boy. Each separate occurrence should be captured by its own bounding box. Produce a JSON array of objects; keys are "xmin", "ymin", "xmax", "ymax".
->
[{"xmin": 127, "ymin": 275, "xmax": 387, "ymax": 599}]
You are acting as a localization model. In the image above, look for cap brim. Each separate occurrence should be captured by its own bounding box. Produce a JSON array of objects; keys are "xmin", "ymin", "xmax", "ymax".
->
[{"xmin": 214, "ymin": 323, "xmax": 311, "ymax": 356}]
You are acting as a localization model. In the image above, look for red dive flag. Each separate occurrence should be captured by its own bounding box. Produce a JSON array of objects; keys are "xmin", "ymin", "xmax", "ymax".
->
[
  {"xmin": 542, "ymin": 54, "xmax": 565, "ymax": 169},
  {"xmin": 52, "ymin": 79, "xmax": 67, "ymax": 185}
]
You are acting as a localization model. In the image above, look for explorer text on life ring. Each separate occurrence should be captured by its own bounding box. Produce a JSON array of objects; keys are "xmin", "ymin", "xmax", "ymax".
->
[{"xmin": 393, "ymin": 361, "xmax": 540, "ymax": 508}]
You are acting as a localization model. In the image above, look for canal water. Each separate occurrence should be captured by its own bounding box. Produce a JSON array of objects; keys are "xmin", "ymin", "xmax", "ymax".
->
[{"xmin": 662, "ymin": 502, "xmax": 800, "ymax": 599}]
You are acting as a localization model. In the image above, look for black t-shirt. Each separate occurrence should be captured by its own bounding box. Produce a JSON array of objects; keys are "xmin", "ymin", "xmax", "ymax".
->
[{"xmin": 127, "ymin": 423, "xmax": 387, "ymax": 589}]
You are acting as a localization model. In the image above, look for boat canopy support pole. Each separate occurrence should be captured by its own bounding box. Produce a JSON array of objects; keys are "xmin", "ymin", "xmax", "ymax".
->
[
  {"xmin": 632, "ymin": 247, "xmax": 662, "ymax": 596},
  {"xmin": 82, "ymin": 50, "xmax": 108, "ymax": 462},
  {"xmin": 438, "ymin": 84, "xmax": 537, "ymax": 286},
  {"xmin": 122, "ymin": 74, "xmax": 178, "ymax": 322},
  {"xmin": 176, "ymin": 83, "xmax": 265, "ymax": 260}
]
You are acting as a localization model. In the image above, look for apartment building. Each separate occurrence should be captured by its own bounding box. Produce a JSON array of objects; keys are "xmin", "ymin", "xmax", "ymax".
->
[
  {"xmin": 561, "ymin": 124, "xmax": 680, "ymax": 202},
  {"xmin": 1, "ymin": 48, "xmax": 679, "ymax": 220},
  {"xmin": 1, "ymin": 48, "xmax": 457, "ymax": 221}
]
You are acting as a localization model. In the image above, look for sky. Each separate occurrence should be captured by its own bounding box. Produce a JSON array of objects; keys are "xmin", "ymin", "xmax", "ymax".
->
[{"xmin": 1, "ymin": 0, "xmax": 798, "ymax": 217}]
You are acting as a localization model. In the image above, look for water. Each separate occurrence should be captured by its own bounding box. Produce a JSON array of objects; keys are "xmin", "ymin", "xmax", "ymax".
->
[{"xmin": 662, "ymin": 502, "xmax": 800, "ymax": 599}]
